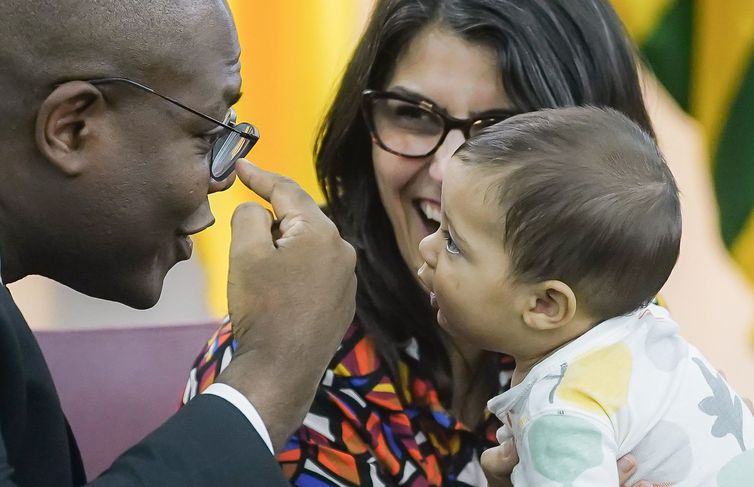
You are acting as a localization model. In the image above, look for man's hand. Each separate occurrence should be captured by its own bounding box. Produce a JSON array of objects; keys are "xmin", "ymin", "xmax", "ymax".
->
[
  {"xmin": 480, "ymin": 440, "xmax": 641, "ymax": 487},
  {"xmin": 217, "ymin": 160, "xmax": 357, "ymax": 450}
]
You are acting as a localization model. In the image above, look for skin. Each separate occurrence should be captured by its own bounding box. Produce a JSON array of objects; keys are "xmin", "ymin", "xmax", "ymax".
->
[
  {"xmin": 0, "ymin": 0, "xmax": 356, "ymax": 452},
  {"xmin": 373, "ymin": 25, "xmax": 514, "ymax": 279},
  {"xmin": 417, "ymin": 158, "xmax": 595, "ymax": 385},
  {"xmin": 218, "ymin": 161, "xmax": 357, "ymax": 449},
  {"xmin": 0, "ymin": 1, "xmax": 243, "ymax": 307},
  {"xmin": 371, "ymin": 25, "xmax": 514, "ymax": 425},
  {"xmin": 380, "ymin": 27, "xmax": 645, "ymax": 485},
  {"xmin": 416, "ymin": 161, "xmax": 523, "ymax": 344},
  {"xmin": 415, "ymin": 157, "xmax": 660, "ymax": 487},
  {"xmin": 420, "ymin": 156, "xmax": 754, "ymax": 486}
]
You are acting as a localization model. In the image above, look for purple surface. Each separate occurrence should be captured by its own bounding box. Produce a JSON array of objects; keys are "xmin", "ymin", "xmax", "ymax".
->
[{"xmin": 34, "ymin": 321, "xmax": 219, "ymax": 479}]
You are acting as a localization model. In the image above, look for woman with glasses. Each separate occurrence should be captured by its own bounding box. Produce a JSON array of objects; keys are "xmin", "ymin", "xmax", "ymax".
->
[{"xmin": 184, "ymin": 0, "xmax": 653, "ymax": 485}]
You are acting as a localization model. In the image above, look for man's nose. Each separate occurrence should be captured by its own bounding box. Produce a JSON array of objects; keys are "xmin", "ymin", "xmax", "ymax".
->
[
  {"xmin": 208, "ymin": 171, "xmax": 237, "ymax": 194},
  {"xmin": 428, "ymin": 130, "xmax": 465, "ymax": 182}
]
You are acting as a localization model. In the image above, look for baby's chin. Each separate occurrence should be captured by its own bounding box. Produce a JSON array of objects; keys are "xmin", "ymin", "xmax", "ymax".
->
[{"xmin": 436, "ymin": 308, "xmax": 452, "ymax": 331}]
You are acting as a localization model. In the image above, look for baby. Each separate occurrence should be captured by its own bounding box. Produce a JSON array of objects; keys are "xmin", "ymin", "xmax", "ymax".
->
[{"xmin": 417, "ymin": 106, "xmax": 754, "ymax": 486}]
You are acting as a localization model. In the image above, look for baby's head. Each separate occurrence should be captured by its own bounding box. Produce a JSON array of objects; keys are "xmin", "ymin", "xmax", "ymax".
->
[{"xmin": 417, "ymin": 106, "xmax": 681, "ymax": 358}]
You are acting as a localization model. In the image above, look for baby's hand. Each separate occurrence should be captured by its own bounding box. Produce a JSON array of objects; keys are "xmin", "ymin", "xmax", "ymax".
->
[{"xmin": 480, "ymin": 441, "xmax": 642, "ymax": 486}]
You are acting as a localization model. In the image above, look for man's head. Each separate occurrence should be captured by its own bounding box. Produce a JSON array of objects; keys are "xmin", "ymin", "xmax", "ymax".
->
[
  {"xmin": 455, "ymin": 106, "xmax": 682, "ymax": 322},
  {"xmin": 0, "ymin": 0, "xmax": 242, "ymax": 308}
]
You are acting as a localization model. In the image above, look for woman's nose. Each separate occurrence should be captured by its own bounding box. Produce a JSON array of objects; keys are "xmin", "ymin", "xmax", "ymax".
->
[{"xmin": 428, "ymin": 130, "xmax": 465, "ymax": 182}]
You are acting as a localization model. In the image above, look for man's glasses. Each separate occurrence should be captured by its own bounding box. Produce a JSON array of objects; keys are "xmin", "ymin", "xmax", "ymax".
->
[
  {"xmin": 361, "ymin": 89, "xmax": 518, "ymax": 158},
  {"xmin": 87, "ymin": 77, "xmax": 259, "ymax": 181}
]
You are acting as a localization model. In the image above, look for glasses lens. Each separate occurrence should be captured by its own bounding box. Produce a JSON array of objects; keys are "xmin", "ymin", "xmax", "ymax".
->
[
  {"xmin": 210, "ymin": 123, "xmax": 258, "ymax": 180},
  {"xmin": 370, "ymin": 97, "xmax": 444, "ymax": 157}
]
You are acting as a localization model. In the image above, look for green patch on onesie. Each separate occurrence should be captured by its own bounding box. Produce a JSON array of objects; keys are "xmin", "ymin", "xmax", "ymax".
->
[{"xmin": 527, "ymin": 414, "xmax": 603, "ymax": 486}]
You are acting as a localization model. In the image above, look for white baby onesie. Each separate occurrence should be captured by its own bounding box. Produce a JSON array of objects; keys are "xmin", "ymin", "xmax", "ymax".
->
[{"xmin": 488, "ymin": 304, "xmax": 754, "ymax": 486}]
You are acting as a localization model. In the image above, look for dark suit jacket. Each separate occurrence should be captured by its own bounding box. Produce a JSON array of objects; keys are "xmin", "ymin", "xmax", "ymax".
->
[{"xmin": 0, "ymin": 286, "xmax": 288, "ymax": 486}]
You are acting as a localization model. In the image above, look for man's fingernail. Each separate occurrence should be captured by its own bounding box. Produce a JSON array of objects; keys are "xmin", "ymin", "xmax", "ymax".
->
[{"xmin": 618, "ymin": 456, "xmax": 635, "ymax": 473}]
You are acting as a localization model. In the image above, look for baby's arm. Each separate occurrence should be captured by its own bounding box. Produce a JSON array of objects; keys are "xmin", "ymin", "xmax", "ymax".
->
[{"xmin": 512, "ymin": 411, "xmax": 619, "ymax": 486}]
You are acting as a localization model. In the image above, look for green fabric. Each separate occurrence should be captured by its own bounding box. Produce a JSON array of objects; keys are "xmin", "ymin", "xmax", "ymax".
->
[
  {"xmin": 640, "ymin": 0, "xmax": 694, "ymax": 111},
  {"xmin": 713, "ymin": 57, "xmax": 754, "ymax": 247},
  {"xmin": 528, "ymin": 415, "xmax": 604, "ymax": 486},
  {"xmin": 637, "ymin": 0, "xmax": 754, "ymax": 255}
]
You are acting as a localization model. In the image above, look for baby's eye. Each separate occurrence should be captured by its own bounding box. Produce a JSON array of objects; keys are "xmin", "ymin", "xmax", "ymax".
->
[{"xmin": 443, "ymin": 231, "xmax": 460, "ymax": 255}]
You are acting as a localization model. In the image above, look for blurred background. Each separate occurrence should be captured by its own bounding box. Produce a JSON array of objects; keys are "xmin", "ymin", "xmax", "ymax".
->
[{"xmin": 12, "ymin": 0, "xmax": 754, "ymax": 397}]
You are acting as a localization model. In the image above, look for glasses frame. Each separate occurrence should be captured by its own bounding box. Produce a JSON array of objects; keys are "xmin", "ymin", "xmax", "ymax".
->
[
  {"xmin": 86, "ymin": 77, "xmax": 259, "ymax": 181},
  {"xmin": 361, "ymin": 89, "xmax": 518, "ymax": 158}
]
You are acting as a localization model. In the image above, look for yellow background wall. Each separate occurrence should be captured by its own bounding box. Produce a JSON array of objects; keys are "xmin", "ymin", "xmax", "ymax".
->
[{"xmin": 195, "ymin": 0, "xmax": 373, "ymax": 313}]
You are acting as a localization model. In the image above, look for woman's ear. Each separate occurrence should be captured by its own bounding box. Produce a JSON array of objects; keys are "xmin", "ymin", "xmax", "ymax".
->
[
  {"xmin": 522, "ymin": 280, "xmax": 577, "ymax": 331},
  {"xmin": 35, "ymin": 81, "xmax": 103, "ymax": 176}
]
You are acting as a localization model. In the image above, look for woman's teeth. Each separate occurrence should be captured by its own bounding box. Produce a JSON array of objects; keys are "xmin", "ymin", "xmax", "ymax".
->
[{"xmin": 420, "ymin": 201, "xmax": 441, "ymax": 224}]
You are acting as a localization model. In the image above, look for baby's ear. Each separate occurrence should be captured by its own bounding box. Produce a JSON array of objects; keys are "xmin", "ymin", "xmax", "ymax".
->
[{"xmin": 522, "ymin": 280, "xmax": 577, "ymax": 331}]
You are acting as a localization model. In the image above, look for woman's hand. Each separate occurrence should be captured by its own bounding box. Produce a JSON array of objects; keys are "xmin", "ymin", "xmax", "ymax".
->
[
  {"xmin": 480, "ymin": 440, "xmax": 643, "ymax": 486},
  {"xmin": 480, "ymin": 440, "xmax": 516, "ymax": 487}
]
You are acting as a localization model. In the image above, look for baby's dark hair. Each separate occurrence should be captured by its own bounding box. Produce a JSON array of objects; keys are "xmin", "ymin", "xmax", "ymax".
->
[{"xmin": 455, "ymin": 106, "xmax": 681, "ymax": 321}]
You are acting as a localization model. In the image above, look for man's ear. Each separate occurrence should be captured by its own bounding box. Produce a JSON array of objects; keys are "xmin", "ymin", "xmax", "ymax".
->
[
  {"xmin": 35, "ymin": 81, "xmax": 103, "ymax": 176},
  {"xmin": 522, "ymin": 280, "xmax": 577, "ymax": 331}
]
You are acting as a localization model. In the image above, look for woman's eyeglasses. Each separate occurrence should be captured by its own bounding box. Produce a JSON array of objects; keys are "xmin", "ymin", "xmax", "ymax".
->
[
  {"xmin": 87, "ymin": 77, "xmax": 259, "ymax": 181},
  {"xmin": 361, "ymin": 89, "xmax": 517, "ymax": 158}
]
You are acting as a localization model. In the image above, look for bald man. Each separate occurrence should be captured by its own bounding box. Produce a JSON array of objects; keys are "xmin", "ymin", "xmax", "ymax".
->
[{"xmin": 0, "ymin": 1, "xmax": 357, "ymax": 486}]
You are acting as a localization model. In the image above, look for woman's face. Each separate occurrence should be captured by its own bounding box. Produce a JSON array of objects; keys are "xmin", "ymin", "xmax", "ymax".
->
[{"xmin": 372, "ymin": 26, "xmax": 513, "ymax": 279}]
